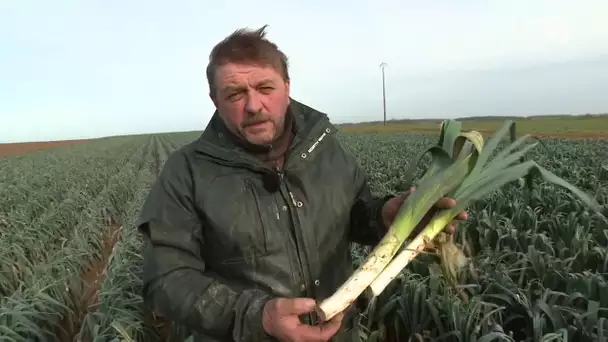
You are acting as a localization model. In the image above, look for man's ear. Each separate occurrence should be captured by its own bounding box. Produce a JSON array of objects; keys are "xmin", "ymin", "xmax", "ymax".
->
[{"xmin": 285, "ymin": 81, "xmax": 290, "ymax": 104}]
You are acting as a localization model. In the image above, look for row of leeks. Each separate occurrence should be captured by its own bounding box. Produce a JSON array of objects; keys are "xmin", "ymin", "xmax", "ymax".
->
[{"xmin": 315, "ymin": 119, "xmax": 607, "ymax": 322}]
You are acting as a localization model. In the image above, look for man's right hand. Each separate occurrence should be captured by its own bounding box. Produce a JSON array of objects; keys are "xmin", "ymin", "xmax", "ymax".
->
[{"xmin": 262, "ymin": 297, "xmax": 344, "ymax": 341}]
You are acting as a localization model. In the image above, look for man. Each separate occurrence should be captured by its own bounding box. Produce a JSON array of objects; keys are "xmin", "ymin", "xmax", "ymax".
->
[{"xmin": 136, "ymin": 25, "xmax": 467, "ymax": 342}]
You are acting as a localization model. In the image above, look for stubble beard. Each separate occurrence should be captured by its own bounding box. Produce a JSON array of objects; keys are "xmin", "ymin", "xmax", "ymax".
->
[{"xmin": 241, "ymin": 110, "xmax": 287, "ymax": 146}]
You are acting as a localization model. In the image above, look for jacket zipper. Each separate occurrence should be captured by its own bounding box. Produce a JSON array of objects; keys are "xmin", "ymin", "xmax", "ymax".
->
[
  {"xmin": 275, "ymin": 166, "xmax": 317, "ymax": 325},
  {"xmin": 275, "ymin": 166, "xmax": 305, "ymax": 266}
]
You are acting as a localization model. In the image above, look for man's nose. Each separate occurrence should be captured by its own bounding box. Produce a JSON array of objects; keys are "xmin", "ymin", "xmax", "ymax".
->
[{"xmin": 245, "ymin": 91, "xmax": 263, "ymax": 113}]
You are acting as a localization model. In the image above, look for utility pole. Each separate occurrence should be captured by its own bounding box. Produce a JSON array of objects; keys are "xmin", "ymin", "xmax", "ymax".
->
[{"xmin": 380, "ymin": 62, "xmax": 387, "ymax": 125}]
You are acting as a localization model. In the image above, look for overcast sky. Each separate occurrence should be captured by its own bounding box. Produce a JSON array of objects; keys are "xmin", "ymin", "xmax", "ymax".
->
[{"xmin": 1, "ymin": 1, "xmax": 607, "ymax": 143}]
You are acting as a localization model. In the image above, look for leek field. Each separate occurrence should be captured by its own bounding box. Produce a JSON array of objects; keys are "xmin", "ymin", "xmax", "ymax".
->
[{"xmin": 1, "ymin": 127, "xmax": 607, "ymax": 341}]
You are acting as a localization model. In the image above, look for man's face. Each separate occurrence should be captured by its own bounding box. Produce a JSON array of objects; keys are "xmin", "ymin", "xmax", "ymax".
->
[{"xmin": 211, "ymin": 63, "xmax": 290, "ymax": 145}]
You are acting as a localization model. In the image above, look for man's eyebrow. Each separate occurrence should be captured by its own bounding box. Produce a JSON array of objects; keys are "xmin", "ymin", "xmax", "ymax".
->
[
  {"xmin": 222, "ymin": 79, "xmax": 276, "ymax": 93},
  {"xmin": 222, "ymin": 84, "xmax": 244, "ymax": 93},
  {"xmin": 255, "ymin": 79, "xmax": 275, "ymax": 87}
]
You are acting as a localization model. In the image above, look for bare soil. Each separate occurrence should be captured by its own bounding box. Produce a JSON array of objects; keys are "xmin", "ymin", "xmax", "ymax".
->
[
  {"xmin": 0, "ymin": 139, "xmax": 87, "ymax": 157},
  {"xmin": 146, "ymin": 310, "xmax": 173, "ymax": 341}
]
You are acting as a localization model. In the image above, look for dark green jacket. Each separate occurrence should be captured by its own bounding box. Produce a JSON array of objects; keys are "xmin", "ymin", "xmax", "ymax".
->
[{"xmin": 136, "ymin": 99, "xmax": 389, "ymax": 341}]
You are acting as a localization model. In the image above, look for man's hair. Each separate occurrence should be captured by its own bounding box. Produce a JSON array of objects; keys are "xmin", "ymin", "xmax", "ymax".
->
[{"xmin": 206, "ymin": 25, "xmax": 290, "ymax": 97}]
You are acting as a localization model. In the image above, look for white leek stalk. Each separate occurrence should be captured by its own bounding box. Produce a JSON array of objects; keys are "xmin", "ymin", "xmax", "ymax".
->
[{"xmin": 369, "ymin": 206, "xmax": 464, "ymax": 295}]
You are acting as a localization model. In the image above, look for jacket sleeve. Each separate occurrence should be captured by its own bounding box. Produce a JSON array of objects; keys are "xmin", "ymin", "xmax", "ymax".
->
[
  {"xmin": 136, "ymin": 153, "xmax": 272, "ymax": 341},
  {"xmin": 344, "ymin": 149, "xmax": 392, "ymax": 246}
]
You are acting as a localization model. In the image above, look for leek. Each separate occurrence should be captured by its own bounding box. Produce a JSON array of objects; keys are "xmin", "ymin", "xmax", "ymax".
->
[
  {"xmin": 316, "ymin": 119, "xmax": 606, "ymax": 322},
  {"xmin": 315, "ymin": 121, "xmax": 482, "ymax": 321}
]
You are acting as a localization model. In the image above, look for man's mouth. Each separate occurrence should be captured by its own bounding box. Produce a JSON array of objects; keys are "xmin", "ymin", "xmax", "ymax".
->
[{"xmin": 245, "ymin": 121, "xmax": 268, "ymax": 128}]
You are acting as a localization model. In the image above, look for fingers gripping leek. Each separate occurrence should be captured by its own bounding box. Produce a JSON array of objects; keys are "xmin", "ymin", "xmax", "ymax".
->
[{"xmin": 316, "ymin": 120, "xmax": 606, "ymax": 322}]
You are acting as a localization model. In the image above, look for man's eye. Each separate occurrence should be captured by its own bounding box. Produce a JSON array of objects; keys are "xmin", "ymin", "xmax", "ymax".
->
[
  {"xmin": 227, "ymin": 92, "xmax": 242, "ymax": 101},
  {"xmin": 259, "ymin": 87, "xmax": 273, "ymax": 92}
]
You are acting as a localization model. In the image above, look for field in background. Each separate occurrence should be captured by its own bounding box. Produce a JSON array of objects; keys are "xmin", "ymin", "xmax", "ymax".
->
[
  {"xmin": 339, "ymin": 114, "xmax": 608, "ymax": 139},
  {"xmin": 1, "ymin": 116, "xmax": 607, "ymax": 341},
  {"xmin": 2, "ymin": 114, "xmax": 606, "ymax": 157}
]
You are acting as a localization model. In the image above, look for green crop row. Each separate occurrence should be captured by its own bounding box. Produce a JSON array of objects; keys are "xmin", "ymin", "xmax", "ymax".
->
[
  {"xmin": 0, "ymin": 130, "xmax": 606, "ymax": 341},
  {"xmin": 0, "ymin": 136, "xmax": 157, "ymax": 341}
]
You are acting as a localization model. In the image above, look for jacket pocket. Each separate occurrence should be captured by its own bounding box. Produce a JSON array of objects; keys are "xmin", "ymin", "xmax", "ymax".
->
[
  {"xmin": 202, "ymin": 175, "xmax": 274, "ymax": 267},
  {"xmin": 214, "ymin": 179, "xmax": 274, "ymax": 265}
]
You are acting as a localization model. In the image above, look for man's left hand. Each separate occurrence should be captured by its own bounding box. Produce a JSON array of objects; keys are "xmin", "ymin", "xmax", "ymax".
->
[{"xmin": 381, "ymin": 187, "xmax": 468, "ymax": 234}]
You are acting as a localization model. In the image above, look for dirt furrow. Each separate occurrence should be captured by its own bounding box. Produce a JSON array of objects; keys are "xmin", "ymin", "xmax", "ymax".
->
[{"xmin": 57, "ymin": 223, "xmax": 122, "ymax": 342}]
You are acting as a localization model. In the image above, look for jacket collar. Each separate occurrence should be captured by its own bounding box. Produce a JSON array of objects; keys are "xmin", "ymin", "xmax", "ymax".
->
[{"xmin": 194, "ymin": 98, "xmax": 329, "ymax": 164}]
